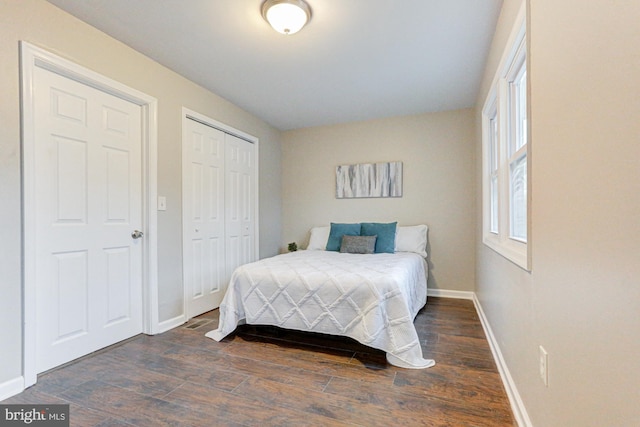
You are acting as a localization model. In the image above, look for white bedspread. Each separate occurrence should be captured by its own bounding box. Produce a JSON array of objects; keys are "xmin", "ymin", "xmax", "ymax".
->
[{"xmin": 205, "ymin": 250, "xmax": 435, "ymax": 369}]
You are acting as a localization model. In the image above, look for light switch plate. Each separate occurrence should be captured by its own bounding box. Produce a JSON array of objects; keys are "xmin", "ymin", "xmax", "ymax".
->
[{"xmin": 158, "ymin": 196, "xmax": 167, "ymax": 211}]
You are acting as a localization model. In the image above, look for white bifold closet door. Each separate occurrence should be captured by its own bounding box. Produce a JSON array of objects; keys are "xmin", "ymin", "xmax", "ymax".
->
[
  {"xmin": 224, "ymin": 133, "xmax": 256, "ymax": 284},
  {"xmin": 183, "ymin": 118, "xmax": 256, "ymax": 319}
]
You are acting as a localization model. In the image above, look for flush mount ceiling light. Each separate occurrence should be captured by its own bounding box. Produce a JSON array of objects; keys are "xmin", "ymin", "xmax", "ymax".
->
[{"xmin": 262, "ymin": 0, "xmax": 312, "ymax": 35}]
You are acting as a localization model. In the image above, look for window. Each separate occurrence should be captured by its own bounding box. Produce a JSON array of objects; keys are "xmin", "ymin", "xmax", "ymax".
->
[{"xmin": 482, "ymin": 7, "xmax": 529, "ymax": 270}]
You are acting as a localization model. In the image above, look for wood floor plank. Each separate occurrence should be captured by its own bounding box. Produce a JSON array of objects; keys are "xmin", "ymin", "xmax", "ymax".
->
[
  {"xmin": 232, "ymin": 376, "xmax": 423, "ymax": 426},
  {"xmin": 30, "ymin": 358, "xmax": 104, "ymax": 396},
  {"xmin": 106, "ymin": 351, "xmax": 249, "ymax": 393},
  {"xmin": 152, "ymin": 327, "xmax": 228, "ymax": 350},
  {"xmin": 66, "ymin": 404, "xmax": 124, "ymax": 427},
  {"xmin": 159, "ymin": 341, "xmax": 334, "ymax": 392},
  {"xmin": 60, "ymin": 380, "xmax": 242, "ymax": 427},
  {"xmin": 105, "ymin": 335, "xmax": 181, "ymax": 360},
  {"xmin": 89, "ymin": 359, "xmax": 185, "ymax": 399},
  {"xmin": 393, "ymin": 363, "xmax": 513, "ymax": 409},
  {"xmin": 41, "ymin": 352, "xmax": 186, "ymax": 399},
  {"xmin": 164, "ymin": 381, "xmax": 353, "ymax": 427},
  {"xmin": 422, "ymin": 332, "xmax": 494, "ymax": 359},
  {"xmin": 417, "ymin": 318, "xmax": 488, "ymax": 340},
  {"xmin": 2, "ymin": 388, "xmax": 69, "ymax": 405},
  {"xmin": 323, "ymin": 374, "xmax": 514, "ymax": 427},
  {"xmin": 426, "ymin": 349, "xmax": 500, "ymax": 373}
]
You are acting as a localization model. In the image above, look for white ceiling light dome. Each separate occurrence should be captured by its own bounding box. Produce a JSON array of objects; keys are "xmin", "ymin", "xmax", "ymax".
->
[{"xmin": 262, "ymin": 0, "xmax": 312, "ymax": 35}]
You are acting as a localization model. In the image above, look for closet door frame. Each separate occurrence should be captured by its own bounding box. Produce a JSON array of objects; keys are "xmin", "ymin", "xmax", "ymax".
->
[{"xmin": 181, "ymin": 108, "xmax": 259, "ymax": 319}]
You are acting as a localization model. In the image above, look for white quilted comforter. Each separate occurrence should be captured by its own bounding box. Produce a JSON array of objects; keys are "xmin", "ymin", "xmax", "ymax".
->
[{"xmin": 205, "ymin": 250, "xmax": 435, "ymax": 369}]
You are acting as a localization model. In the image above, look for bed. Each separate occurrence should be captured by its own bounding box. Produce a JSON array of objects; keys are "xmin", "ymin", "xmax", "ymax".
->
[{"xmin": 205, "ymin": 223, "xmax": 435, "ymax": 369}]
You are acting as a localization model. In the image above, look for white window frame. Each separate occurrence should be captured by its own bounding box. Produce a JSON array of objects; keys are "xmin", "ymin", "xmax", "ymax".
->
[
  {"xmin": 481, "ymin": 4, "xmax": 530, "ymax": 270},
  {"xmin": 487, "ymin": 94, "xmax": 499, "ymax": 235}
]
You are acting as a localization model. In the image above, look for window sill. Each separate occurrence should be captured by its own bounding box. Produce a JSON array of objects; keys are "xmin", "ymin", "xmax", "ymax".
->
[{"xmin": 483, "ymin": 234, "xmax": 530, "ymax": 271}]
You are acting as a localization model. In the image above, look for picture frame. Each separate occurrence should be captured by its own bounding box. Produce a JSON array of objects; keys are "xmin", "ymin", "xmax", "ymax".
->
[{"xmin": 336, "ymin": 161, "xmax": 403, "ymax": 199}]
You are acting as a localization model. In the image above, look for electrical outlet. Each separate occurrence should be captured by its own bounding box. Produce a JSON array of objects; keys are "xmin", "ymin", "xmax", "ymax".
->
[{"xmin": 539, "ymin": 345, "xmax": 549, "ymax": 387}]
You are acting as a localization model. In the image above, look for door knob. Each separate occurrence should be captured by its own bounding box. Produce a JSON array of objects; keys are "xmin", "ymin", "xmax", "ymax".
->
[{"xmin": 131, "ymin": 230, "xmax": 144, "ymax": 239}]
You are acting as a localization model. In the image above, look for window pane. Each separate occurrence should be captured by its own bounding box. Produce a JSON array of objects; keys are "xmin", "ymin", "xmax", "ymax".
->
[
  {"xmin": 516, "ymin": 69, "xmax": 527, "ymax": 151},
  {"xmin": 490, "ymin": 175, "xmax": 498, "ymax": 233},
  {"xmin": 490, "ymin": 115, "xmax": 498, "ymax": 172},
  {"xmin": 509, "ymin": 67, "xmax": 527, "ymax": 155},
  {"xmin": 510, "ymin": 154, "xmax": 527, "ymax": 241}
]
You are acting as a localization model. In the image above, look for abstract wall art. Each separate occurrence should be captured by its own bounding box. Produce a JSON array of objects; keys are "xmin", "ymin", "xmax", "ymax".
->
[{"xmin": 336, "ymin": 161, "xmax": 403, "ymax": 199}]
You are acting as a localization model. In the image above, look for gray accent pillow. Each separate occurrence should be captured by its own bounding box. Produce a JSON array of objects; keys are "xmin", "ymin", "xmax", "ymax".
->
[{"xmin": 339, "ymin": 235, "xmax": 377, "ymax": 254}]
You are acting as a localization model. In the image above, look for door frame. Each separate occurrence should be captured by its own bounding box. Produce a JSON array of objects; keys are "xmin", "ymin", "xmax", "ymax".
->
[
  {"xmin": 181, "ymin": 108, "xmax": 259, "ymax": 319},
  {"xmin": 20, "ymin": 42, "xmax": 159, "ymax": 387}
]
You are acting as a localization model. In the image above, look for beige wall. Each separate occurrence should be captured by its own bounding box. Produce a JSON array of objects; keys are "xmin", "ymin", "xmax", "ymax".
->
[
  {"xmin": 476, "ymin": 0, "xmax": 640, "ymax": 425},
  {"xmin": 282, "ymin": 110, "xmax": 476, "ymax": 293},
  {"xmin": 0, "ymin": 0, "xmax": 282, "ymax": 387}
]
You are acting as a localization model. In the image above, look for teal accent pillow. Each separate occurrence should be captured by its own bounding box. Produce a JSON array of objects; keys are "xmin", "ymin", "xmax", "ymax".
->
[
  {"xmin": 361, "ymin": 222, "xmax": 397, "ymax": 253},
  {"xmin": 326, "ymin": 223, "xmax": 361, "ymax": 251}
]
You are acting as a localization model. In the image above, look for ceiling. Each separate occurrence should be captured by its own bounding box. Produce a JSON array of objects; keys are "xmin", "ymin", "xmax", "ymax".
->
[{"xmin": 46, "ymin": 0, "xmax": 503, "ymax": 131}]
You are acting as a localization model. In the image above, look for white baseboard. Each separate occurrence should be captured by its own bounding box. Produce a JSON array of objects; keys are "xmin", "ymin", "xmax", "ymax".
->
[
  {"xmin": 472, "ymin": 294, "xmax": 532, "ymax": 427},
  {"xmin": 155, "ymin": 314, "xmax": 186, "ymax": 334},
  {"xmin": 0, "ymin": 376, "xmax": 24, "ymax": 401},
  {"xmin": 427, "ymin": 288, "xmax": 475, "ymax": 300}
]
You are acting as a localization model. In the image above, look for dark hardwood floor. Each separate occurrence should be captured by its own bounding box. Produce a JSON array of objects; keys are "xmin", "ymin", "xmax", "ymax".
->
[{"xmin": 4, "ymin": 297, "xmax": 516, "ymax": 426}]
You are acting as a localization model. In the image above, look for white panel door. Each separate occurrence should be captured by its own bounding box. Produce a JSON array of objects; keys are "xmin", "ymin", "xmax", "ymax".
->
[
  {"xmin": 225, "ymin": 134, "xmax": 256, "ymax": 281},
  {"xmin": 182, "ymin": 119, "xmax": 226, "ymax": 318},
  {"xmin": 34, "ymin": 66, "xmax": 143, "ymax": 373}
]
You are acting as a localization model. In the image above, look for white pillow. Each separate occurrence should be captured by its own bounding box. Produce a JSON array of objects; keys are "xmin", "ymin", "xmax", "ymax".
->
[
  {"xmin": 395, "ymin": 225, "xmax": 428, "ymax": 257},
  {"xmin": 306, "ymin": 226, "xmax": 331, "ymax": 250}
]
